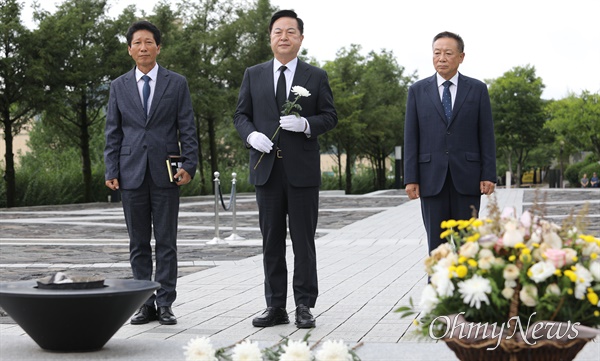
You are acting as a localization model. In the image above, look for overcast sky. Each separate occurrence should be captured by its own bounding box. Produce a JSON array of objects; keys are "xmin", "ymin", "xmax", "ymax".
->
[{"xmin": 20, "ymin": 0, "xmax": 600, "ymax": 100}]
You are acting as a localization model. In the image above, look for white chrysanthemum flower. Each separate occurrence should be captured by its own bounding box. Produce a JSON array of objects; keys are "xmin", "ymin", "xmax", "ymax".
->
[
  {"xmin": 502, "ymin": 226, "xmax": 524, "ymax": 247},
  {"xmin": 315, "ymin": 339, "xmax": 353, "ymax": 361},
  {"xmin": 291, "ymin": 85, "xmax": 311, "ymax": 98},
  {"xmin": 477, "ymin": 249, "xmax": 495, "ymax": 270},
  {"xmin": 528, "ymin": 261, "xmax": 556, "ymax": 283},
  {"xmin": 574, "ymin": 264, "xmax": 593, "ymax": 300},
  {"xmin": 520, "ymin": 284, "xmax": 538, "ymax": 307},
  {"xmin": 459, "ymin": 241, "xmax": 479, "ymax": 259},
  {"xmin": 183, "ymin": 337, "xmax": 217, "ymax": 361},
  {"xmin": 503, "ymin": 264, "xmax": 520, "ymax": 281},
  {"xmin": 280, "ymin": 340, "xmax": 312, "ymax": 361},
  {"xmin": 431, "ymin": 263, "xmax": 455, "ymax": 297},
  {"xmin": 501, "ymin": 287, "xmax": 515, "ymax": 299},
  {"xmin": 231, "ymin": 340, "xmax": 262, "ymax": 361},
  {"xmin": 542, "ymin": 229, "xmax": 563, "ymax": 249},
  {"xmin": 418, "ymin": 284, "xmax": 439, "ymax": 314},
  {"xmin": 457, "ymin": 275, "xmax": 491, "ymax": 309},
  {"xmin": 590, "ymin": 261, "xmax": 600, "ymax": 282},
  {"xmin": 546, "ymin": 283, "xmax": 561, "ymax": 296}
]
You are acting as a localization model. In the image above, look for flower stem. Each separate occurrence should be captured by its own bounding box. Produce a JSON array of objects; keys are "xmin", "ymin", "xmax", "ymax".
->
[{"xmin": 253, "ymin": 126, "xmax": 281, "ymax": 170}]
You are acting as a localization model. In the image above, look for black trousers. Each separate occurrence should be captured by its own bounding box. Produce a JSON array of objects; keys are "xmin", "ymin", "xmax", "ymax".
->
[
  {"xmin": 255, "ymin": 158, "xmax": 319, "ymax": 309},
  {"xmin": 120, "ymin": 166, "xmax": 180, "ymax": 307},
  {"xmin": 420, "ymin": 169, "xmax": 481, "ymax": 254}
]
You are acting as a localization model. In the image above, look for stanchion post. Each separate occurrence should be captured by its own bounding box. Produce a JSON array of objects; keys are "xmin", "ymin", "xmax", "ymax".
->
[
  {"xmin": 225, "ymin": 172, "xmax": 245, "ymax": 241},
  {"xmin": 207, "ymin": 171, "xmax": 226, "ymax": 245}
]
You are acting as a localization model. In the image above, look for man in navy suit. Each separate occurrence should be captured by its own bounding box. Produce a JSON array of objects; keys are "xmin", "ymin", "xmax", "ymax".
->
[
  {"xmin": 404, "ymin": 31, "xmax": 496, "ymax": 255},
  {"xmin": 104, "ymin": 21, "xmax": 198, "ymax": 325},
  {"xmin": 234, "ymin": 10, "xmax": 337, "ymax": 328}
]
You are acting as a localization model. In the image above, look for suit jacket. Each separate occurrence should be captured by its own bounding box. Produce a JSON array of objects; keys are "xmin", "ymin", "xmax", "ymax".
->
[
  {"xmin": 403, "ymin": 73, "xmax": 496, "ymax": 197},
  {"xmin": 104, "ymin": 66, "xmax": 198, "ymax": 189},
  {"xmin": 233, "ymin": 59, "xmax": 337, "ymax": 187}
]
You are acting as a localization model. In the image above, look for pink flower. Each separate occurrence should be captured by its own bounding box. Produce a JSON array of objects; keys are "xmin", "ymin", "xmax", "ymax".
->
[{"xmin": 544, "ymin": 248, "xmax": 567, "ymax": 268}]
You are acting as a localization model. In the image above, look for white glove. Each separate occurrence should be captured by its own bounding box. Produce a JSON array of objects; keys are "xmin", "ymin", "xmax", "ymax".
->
[
  {"xmin": 247, "ymin": 131, "xmax": 273, "ymax": 153},
  {"xmin": 280, "ymin": 115, "xmax": 308, "ymax": 133}
]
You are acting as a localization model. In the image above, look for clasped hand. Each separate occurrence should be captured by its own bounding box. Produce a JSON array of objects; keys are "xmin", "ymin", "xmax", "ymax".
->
[{"xmin": 279, "ymin": 115, "xmax": 307, "ymax": 133}]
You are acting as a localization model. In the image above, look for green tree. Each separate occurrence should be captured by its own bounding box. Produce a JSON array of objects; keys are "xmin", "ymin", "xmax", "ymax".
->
[
  {"xmin": 358, "ymin": 49, "xmax": 413, "ymax": 190},
  {"xmin": 545, "ymin": 91, "xmax": 600, "ymax": 158},
  {"xmin": 0, "ymin": 0, "xmax": 45, "ymax": 207},
  {"xmin": 488, "ymin": 65, "xmax": 546, "ymax": 187},
  {"xmin": 33, "ymin": 0, "xmax": 132, "ymax": 202},
  {"xmin": 322, "ymin": 45, "xmax": 366, "ymax": 192}
]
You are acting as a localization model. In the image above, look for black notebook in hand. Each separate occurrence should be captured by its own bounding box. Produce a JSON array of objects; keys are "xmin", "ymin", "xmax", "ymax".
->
[{"xmin": 166, "ymin": 155, "xmax": 183, "ymax": 182}]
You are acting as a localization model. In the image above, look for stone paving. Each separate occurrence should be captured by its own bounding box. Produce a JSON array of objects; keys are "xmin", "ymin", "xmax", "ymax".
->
[{"xmin": 0, "ymin": 188, "xmax": 599, "ymax": 360}]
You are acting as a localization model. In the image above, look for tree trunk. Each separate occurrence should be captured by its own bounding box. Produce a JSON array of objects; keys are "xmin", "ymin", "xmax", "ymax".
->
[
  {"xmin": 2, "ymin": 116, "xmax": 16, "ymax": 207},
  {"xmin": 344, "ymin": 152, "xmax": 354, "ymax": 194},
  {"xmin": 79, "ymin": 93, "xmax": 93, "ymax": 203}
]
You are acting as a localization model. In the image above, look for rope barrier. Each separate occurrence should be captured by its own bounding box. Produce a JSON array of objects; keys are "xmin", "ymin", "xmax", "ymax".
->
[{"xmin": 207, "ymin": 171, "xmax": 245, "ymax": 245}]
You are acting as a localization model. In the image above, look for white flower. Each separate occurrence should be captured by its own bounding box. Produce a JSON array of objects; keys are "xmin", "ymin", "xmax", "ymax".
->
[
  {"xmin": 520, "ymin": 284, "xmax": 538, "ymax": 307},
  {"xmin": 231, "ymin": 340, "xmax": 262, "ymax": 361},
  {"xmin": 590, "ymin": 261, "xmax": 600, "ymax": 282},
  {"xmin": 503, "ymin": 264, "xmax": 520, "ymax": 281},
  {"xmin": 501, "ymin": 287, "xmax": 515, "ymax": 299},
  {"xmin": 457, "ymin": 275, "xmax": 491, "ymax": 309},
  {"xmin": 502, "ymin": 224, "xmax": 524, "ymax": 247},
  {"xmin": 291, "ymin": 85, "xmax": 311, "ymax": 98},
  {"xmin": 546, "ymin": 283, "xmax": 561, "ymax": 296},
  {"xmin": 431, "ymin": 263, "xmax": 455, "ymax": 297},
  {"xmin": 541, "ymin": 227, "xmax": 563, "ymax": 249},
  {"xmin": 419, "ymin": 284, "xmax": 440, "ymax": 314},
  {"xmin": 183, "ymin": 337, "xmax": 217, "ymax": 361},
  {"xmin": 477, "ymin": 249, "xmax": 495, "ymax": 270},
  {"xmin": 280, "ymin": 340, "xmax": 312, "ymax": 361},
  {"xmin": 315, "ymin": 339, "xmax": 353, "ymax": 361},
  {"xmin": 528, "ymin": 261, "xmax": 556, "ymax": 283},
  {"xmin": 459, "ymin": 241, "xmax": 479, "ymax": 259},
  {"xmin": 574, "ymin": 264, "xmax": 593, "ymax": 300}
]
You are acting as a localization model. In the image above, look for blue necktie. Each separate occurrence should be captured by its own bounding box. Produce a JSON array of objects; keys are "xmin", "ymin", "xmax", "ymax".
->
[
  {"xmin": 142, "ymin": 75, "xmax": 151, "ymax": 118},
  {"xmin": 442, "ymin": 80, "xmax": 452, "ymax": 122}
]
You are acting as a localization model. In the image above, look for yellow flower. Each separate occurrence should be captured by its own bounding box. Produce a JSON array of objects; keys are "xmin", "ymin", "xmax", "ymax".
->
[
  {"xmin": 467, "ymin": 259, "xmax": 478, "ymax": 268},
  {"xmin": 587, "ymin": 292, "xmax": 599, "ymax": 306},
  {"xmin": 458, "ymin": 256, "xmax": 467, "ymax": 264},
  {"xmin": 595, "ymin": 311, "xmax": 600, "ymax": 317},
  {"xmin": 564, "ymin": 270, "xmax": 577, "ymax": 282},
  {"xmin": 515, "ymin": 243, "xmax": 526, "ymax": 249},
  {"xmin": 472, "ymin": 220, "xmax": 483, "ymax": 227},
  {"xmin": 532, "ymin": 243, "xmax": 540, "ymax": 248},
  {"xmin": 568, "ymin": 288, "xmax": 574, "ymax": 295},
  {"xmin": 554, "ymin": 269, "xmax": 562, "ymax": 276},
  {"xmin": 520, "ymin": 253, "xmax": 532, "ymax": 263},
  {"xmin": 521, "ymin": 248, "xmax": 531, "ymax": 255},
  {"xmin": 413, "ymin": 319, "xmax": 419, "ymax": 326},
  {"xmin": 509, "ymin": 255, "xmax": 516, "ymax": 262},
  {"xmin": 440, "ymin": 229, "xmax": 453, "ymax": 239},
  {"xmin": 455, "ymin": 265, "xmax": 468, "ymax": 278},
  {"xmin": 441, "ymin": 220, "xmax": 449, "ymax": 229},
  {"xmin": 466, "ymin": 233, "xmax": 480, "ymax": 242},
  {"xmin": 527, "ymin": 269, "xmax": 533, "ymax": 278},
  {"xmin": 446, "ymin": 220, "xmax": 458, "ymax": 228},
  {"xmin": 591, "ymin": 253, "xmax": 598, "ymax": 260}
]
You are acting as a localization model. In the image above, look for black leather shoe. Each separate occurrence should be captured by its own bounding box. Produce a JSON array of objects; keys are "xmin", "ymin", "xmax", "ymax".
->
[
  {"xmin": 158, "ymin": 306, "xmax": 177, "ymax": 325},
  {"xmin": 252, "ymin": 307, "xmax": 289, "ymax": 327},
  {"xmin": 130, "ymin": 304, "xmax": 157, "ymax": 325},
  {"xmin": 295, "ymin": 304, "xmax": 315, "ymax": 328}
]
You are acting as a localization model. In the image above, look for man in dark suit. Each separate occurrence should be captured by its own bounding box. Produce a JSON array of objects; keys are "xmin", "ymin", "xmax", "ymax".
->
[
  {"xmin": 404, "ymin": 31, "xmax": 496, "ymax": 254},
  {"xmin": 233, "ymin": 10, "xmax": 337, "ymax": 328},
  {"xmin": 104, "ymin": 21, "xmax": 198, "ymax": 325}
]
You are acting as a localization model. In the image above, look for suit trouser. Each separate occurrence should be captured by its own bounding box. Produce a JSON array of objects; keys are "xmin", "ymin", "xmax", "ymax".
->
[
  {"xmin": 120, "ymin": 167, "xmax": 180, "ymax": 307},
  {"xmin": 420, "ymin": 169, "xmax": 481, "ymax": 254},
  {"xmin": 255, "ymin": 158, "xmax": 319, "ymax": 309}
]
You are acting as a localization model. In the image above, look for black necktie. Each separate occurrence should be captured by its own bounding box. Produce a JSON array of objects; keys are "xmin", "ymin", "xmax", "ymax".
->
[
  {"xmin": 442, "ymin": 80, "xmax": 452, "ymax": 122},
  {"xmin": 276, "ymin": 65, "xmax": 287, "ymax": 112},
  {"xmin": 142, "ymin": 75, "xmax": 151, "ymax": 119}
]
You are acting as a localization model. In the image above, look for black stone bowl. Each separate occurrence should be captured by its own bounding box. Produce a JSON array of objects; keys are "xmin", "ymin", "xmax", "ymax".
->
[{"xmin": 0, "ymin": 279, "xmax": 160, "ymax": 352}]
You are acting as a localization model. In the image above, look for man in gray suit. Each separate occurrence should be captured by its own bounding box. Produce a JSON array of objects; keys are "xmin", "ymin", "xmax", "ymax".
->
[
  {"xmin": 404, "ymin": 31, "xmax": 496, "ymax": 255},
  {"xmin": 104, "ymin": 21, "xmax": 198, "ymax": 325},
  {"xmin": 234, "ymin": 10, "xmax": 337, "ymax": 328}
]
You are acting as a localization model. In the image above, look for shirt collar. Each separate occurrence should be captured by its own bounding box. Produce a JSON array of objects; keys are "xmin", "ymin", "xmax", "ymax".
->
[
  {"xmin": 437, "ymin": 72, "xmax": 459, "ymax": 87},
  {"xmin": 135, "ymin": 63, "xmax": 159, "ymax": 82},
  {"xmin": 273, "ymin": 57, "xmax": 298, "ymax": 74}
]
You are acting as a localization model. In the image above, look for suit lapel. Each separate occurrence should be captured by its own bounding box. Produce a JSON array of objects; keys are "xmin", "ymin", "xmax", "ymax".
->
[
  {"xmin": 147, "ymin": 66, "xmax": 170, "ymax": 123},
  {"xmin": 425, "ymin": 74, "xmax": 447, "ymax": 126},
  {"xmin": 124, "ymin": 68, "xmax": 146, "ymax": 123},
  {"xmin": 290, "ymin": 60, "xmax": 312, "ymax": 98},
  {"xmin": 450, "ymin": 73, "xmax": 471, "ymax": 128}
]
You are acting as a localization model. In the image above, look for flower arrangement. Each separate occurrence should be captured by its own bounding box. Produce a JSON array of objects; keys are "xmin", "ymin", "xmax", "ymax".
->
[
  {"xmin": 397, "ymin": 196, "xmax": 600, "ymax": 347},
  {"xmin": 183, "ymin": 334, "xmax": 361, "ymax": 361},
  {"xmin": 254, "ymin": 85, "xmax": 311, "ymax": 169}
]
